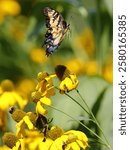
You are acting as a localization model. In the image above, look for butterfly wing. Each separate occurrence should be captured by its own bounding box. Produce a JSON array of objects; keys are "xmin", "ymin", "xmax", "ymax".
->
[{"xmin": 43, "ymin": 7, "xmax": 69, "ymax": 56}]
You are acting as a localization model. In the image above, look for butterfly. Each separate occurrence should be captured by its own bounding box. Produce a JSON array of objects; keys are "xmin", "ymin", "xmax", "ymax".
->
[{"xmin": 43, "ymin": 7, "xmax": 70, "ymax": 56}]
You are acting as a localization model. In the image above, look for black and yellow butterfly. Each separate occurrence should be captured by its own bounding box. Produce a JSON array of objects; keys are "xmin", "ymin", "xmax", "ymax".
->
[{"xmin": 43, "ymin": 7, "xmax": 70, "ymax": 56}]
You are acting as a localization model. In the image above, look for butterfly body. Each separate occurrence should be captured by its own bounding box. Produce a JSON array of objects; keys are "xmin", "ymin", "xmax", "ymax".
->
[{"xmin": 43, "ymin": 7, "xmax": 69, "ymax": 56}]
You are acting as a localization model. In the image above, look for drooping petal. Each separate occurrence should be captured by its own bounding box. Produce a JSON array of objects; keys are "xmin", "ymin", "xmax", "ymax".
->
[
  {"xmin": 23, "ymin": 116, "xmax": 34, "ymax": 130},
  {"xmin": 36, "ymin": 101, "xmax": 47, "ymax": 115}
]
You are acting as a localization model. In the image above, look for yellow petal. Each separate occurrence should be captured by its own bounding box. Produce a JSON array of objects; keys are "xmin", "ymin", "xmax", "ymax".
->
[
  {"xmin": 0, "ymin": 92, "xmax": 16, "ymax": 110},
  {"xmin": 16, "ymin": 120, "xmax": 26, "ymax": 138},
  {"xmin": 36, "ymin": 101, "xmax": 47, "ymax": 115},
  {"xmin": 59, "ymin": 75, "xmax": 78, "ymax": 92},
  {"xmin": 23, "ymin": 116, "xmax": 34, "ymax": 130},
  {"xmin": 40, "ymin": 97, "xmax": 52, "ymax": 106},
  {"xmin": 0, "ymin": 145, "xmax": 11, "ymax": 150},
  {"xmin": 39, "ymin": 138, "xmax": 53, "ymax": 150},
  {"xmin": 69, "ymin": 142, "xmax": 80, "ymax": 150},
  {"xmin": 19, "ymin": 139, "xmax": 25, "ymax": 150},
  {"xmin": 27, "ymin": 137, "xmax": 42, "ymax": 150},
  {"xmin": 12, "ymin": 140, "xmax": 21, "ymax": 150},
  {"xmin": 12, "ymin": 92, "xmax": 28, "ymax": 109}
]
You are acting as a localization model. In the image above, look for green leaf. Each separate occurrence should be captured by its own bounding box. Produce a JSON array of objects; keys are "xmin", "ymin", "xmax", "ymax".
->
[
  {"xmin": 103, "ymin": 0, "xmax": 113, "ymax": 17},
  {"xmin": 97, "ymin": 85, "xmax": 113, "ymax": 149}
]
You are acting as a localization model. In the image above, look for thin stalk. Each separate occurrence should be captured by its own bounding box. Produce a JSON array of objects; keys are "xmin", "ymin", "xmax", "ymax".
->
[
  {"xmin": 89, "ymin": 138, "xmax": 110, "ymax": 148},
  {"xmin": 64, "ymin": 92, "xmax": 90, "ymax": 115},
  {"xmin": 69, "ymin": 118, "xmax": 96, "ymax": 124},
  {"xmin": 54, "ymin": 89, "xmax": 111, "ymax": 149},
  {"xmin": 47, "ymin": 105, "xmax": 110, "ymax": 148},
  {"xmin": 76, "ymin": 89, "xmax": 111, "ymax": 149},
  {"xmin": 55, "ymin": 87, "xmax": 90, "ymax": 115}
]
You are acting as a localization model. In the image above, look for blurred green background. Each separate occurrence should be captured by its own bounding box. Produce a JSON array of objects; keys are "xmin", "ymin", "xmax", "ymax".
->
[{"xmin": 0, "ymin": 0, "xmax": 112, "ymax": 149}]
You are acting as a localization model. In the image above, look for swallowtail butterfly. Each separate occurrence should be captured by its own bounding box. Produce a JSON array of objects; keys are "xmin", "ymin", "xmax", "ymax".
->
[{"xmin": 43, "ymin": 7, "xmax": 70, "ymax": 56}]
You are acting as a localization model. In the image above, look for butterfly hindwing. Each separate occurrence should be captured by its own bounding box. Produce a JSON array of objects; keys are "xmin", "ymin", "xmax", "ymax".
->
[{"xmin": 43, "ymin": 7, "xmax": 69, "ymax": 56}]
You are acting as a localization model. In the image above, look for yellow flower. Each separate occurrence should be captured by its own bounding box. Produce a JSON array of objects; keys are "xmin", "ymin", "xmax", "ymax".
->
[
  {"xmin": 50, "ymin": 130, "xmax": 89, "ymax": 150},
  {"xmin": 0, "ymin": 0, "xmax": 21, "ymax": 23},
  {"xmin": 30, "ymin": 48, "xmax": 47, "ymax": 64},
  {"xmin": 59, "ymin": 75, "xmax": 79, "ymax": 93},
  {"xmin": 31, "ymin": 72, "xmax": 55, "ymax": 115},
  {"xmin": 47, "ymin": 126, "xmax": 89, "ymax": 149},
  {"xmin": 103, "ymin": 59, "xmax": 113, "ymax": 83},
  {"xmin": 65, "ymin": 58, "xmax": 85, "ymax": 75},
  {"xmin": 35, "ymin": 72, "xmax": 56, "ymax": 98},
  {"xmin": 0, "ymin": 80, "xmax": 28, "ymax": 111},
  {"xmin": 2, "ymin": 125, "xmax": 89, "ymax": 150},
  {"xmin": 8, "ymin": 108, "xmax": 36, "ymax": 138},
  {"xmin": 65, "ymin": 130, "xmax": 89, "ymax": 149},
  {"xmin": 85, "ymin": 60, "xmax": 98, "ymax": 76},
  {"xmin": 16, "ymin": 79, "xmax": 35, "ymax": 99},
  {"xmin": 55, "ymin": 65, "xmax": 79, "ymax": 93}
]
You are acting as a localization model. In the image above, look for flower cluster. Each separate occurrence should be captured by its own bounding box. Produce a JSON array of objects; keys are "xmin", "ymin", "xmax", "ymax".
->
[
  {"xmin": 0, "ymin": 80, "xmax": 28, "ymax": 131},
  {"xmin": 2, "ymin": 125, "xmax": 88, "ymax": 150},
  {"xmin": 31, "ymin": 65, "xmax": 79, "ymax": 116},
  {"xmin": 2, "ymin": 65, "xmax": 89, "ymax": 150}
]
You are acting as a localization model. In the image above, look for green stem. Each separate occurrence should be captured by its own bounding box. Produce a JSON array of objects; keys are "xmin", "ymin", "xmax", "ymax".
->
[
  {"xmin": 76, "ymin": 89, "xmax": 111, "ymax": 150},
  {"xmin": 54, "ymin": 89, "xmax": 111, "ymax": 149},
  {"xmin": 55, "ymin": 87, "xmax": 90, "ymax": 115},
  {"xmin": 47, "ymin": 105, "xmax": 108, "ymax": 147},
  {"xmin": 64, "ymin": 92, "xmax": 90, "ymax": 115},
  {"xmin": 89, "ymin": 138, "xmax": 110, "ymax": 148}
]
